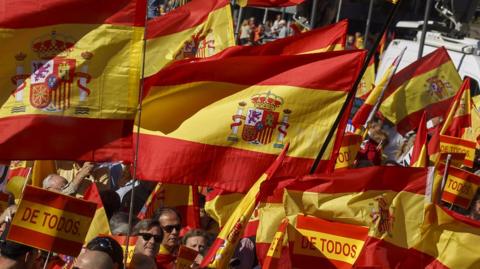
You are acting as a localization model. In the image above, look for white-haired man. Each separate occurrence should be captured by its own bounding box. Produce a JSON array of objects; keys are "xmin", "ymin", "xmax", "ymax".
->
[{"xmin": 42, "ymin": 162, "xmax": 93, "ymax": 196}]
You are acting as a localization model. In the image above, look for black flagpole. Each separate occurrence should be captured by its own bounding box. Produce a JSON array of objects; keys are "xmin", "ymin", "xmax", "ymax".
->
[{"xmin": 309, "ymin": 0, "xmax": 402, "ymax": 174}]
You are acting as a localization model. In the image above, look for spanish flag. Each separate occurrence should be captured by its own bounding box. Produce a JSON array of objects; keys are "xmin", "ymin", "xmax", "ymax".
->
[
  {"xmin": 144, "ymin": 0, "xmax": 234, "ymax": 78},
  {"xmin": 200, "ymin": 143, "xmax": 288, "ymax": 268},
  {"xmin": 410, "ymin": 112, "xmax": 428, "ymax": 168},
  {"xmin": 441, "ymin": 77, "xmax": 472, "ymax": 137},
  {"xmin": 238, "ymin": 0, "xmax": 305, "ymax": 7},
  {"xmin": 136, "ymin": 50, "xmax": 366, "ymax": 192},
  {"xmin": 83, "ymin": 183, "xmax": 111, "ymax": 244},
  {"xmin": 355, "ymin": 58, "xmax": 375, "ymax": 100},
  {"xmin": 213, "ymin": 19, "xmax": 347, "ymax": 58},
  {"xmin": 379, "ymin": 47, "xmax": 462, "ymax": 134},
  {"xmin": 5, "ymin": 161, "xmax": 31, "ymax": 200},
  {"xmin": 352, "ymin": 49, "xmax": 405, "ymax": 128},
  {"xmin": 288, "ymin": 214, "xmax": 370, "ymax": 268},
  {"xmin": 0, "ymin": 0, "xmax": 145, "ymax": 161},
  {"xmin": 281, "ymin": 166, "xmax": 437, "ymax": 268},
  {"xmin": 262, "ymin": 218, "xmax": 290, "ymax": 269},
  {"xmin": 205, "ymin": 188, "xmax": 244, "ymax": 227},
  {"xmin": 138, "ymin": 183, "xmax": 200, "ymax": 228}
]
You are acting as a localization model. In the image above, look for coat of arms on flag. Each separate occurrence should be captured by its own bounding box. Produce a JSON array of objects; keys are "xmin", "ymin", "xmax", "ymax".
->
[
  {"xmin": 425, "ymin": 76, "xmax": 453, "ymax": 100},
  {"xmin": 369, "ymin": 195, "xmax": 395, "ymax": 237},
  {"xmin": 10, "ymin": 31, "xmax": 92, "ymax": 114},
  {"xmin": 227, "ymin": 91, "xmax": 291, "ymax": 148},
  {"xmin": 174, "ymin": 29, "xmax": 216, "ymax": 59}
]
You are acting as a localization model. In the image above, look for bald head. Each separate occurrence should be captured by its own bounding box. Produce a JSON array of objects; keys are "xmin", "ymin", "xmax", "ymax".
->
[
  {"xmin": 74, "ymin": 250, "xmax": 113, "ymax": 269},
  {"xmin": 42, "ymin": 174, "xmax": 68, "ymax": 193},
  {"xmin": 129, "ymin": 253, "xmax": 156, "ymax": 269}
]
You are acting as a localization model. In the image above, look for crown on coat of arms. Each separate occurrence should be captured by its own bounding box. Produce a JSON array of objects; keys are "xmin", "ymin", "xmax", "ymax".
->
[
  {"xmin": 14, "ymin": 52, "xmax": 27, "ymax": 61},
  {"xmin": 32, "ymin": 31, "xmax": 76, "ymax": 60},
  {"xmin": 251, "ymin": 91, "xmax": 284, "ymax": 111}
]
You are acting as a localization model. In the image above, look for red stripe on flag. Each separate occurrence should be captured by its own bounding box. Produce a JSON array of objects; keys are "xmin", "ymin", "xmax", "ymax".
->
[
  {"xmin": 22, "ymin": 186, "xmax": 97, "ymax": 217},
  {"xmin": 0, "ymin": 0, "xmax": 146, "ymax": 28},
  {"xmin": 136, "ymin": 134, "xmax": 326, "ymax": 192},
  {"xmin": 146, "ymin": 0, "xmax": 228, "ymax": 38},
  {"xmin": 8, "ymin": 225, "xmax": 83, "ymax": 257},
  {"xmin": 0, "ymin": 115, "xmax": 133, "ymax": 162},
  {"xmin": 441, "ymin": 191, "xmax": 471, "ymax": 209},
  {"xmin": 296, "ymin": 216, "xmax": 368, "ymax": 241},
  {"xmin": 286, "ymin": 166, "xmax": 426, "ymax": 194},
  {"xmin": 144, "ymin": 51, "xmax": 365, "ymax": 93}
]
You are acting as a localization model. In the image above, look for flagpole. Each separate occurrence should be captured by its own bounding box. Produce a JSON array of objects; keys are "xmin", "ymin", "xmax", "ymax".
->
[
  {"xmin": 263, "ymin": 8, "xmax": 269, "ymax": 24},
  {"xmin": 363, "ymin": 0, "xmax": 374, "ymax": 48},
  {"xmin": 418, "ymin": 0, "xmax": 433, "ymax": 59},
  {"xmin": 310, "ymin": 0, "xmax": 319, "ymax": 29},
  {"xmin": 364, "ymin": 46, "xmax": 407, "ymax": 128},
  {"xmin": 335, "ymin": 0, "xmax": 343, "ymax": 23},
  {"xmin": 42, "ymin": 251, "xmax": 51, "ymax": 269},
  {"xmin": 309, "ymin": 0, "xmax": 402, "ymax": 174},
  {"xmin": 125, "ymin": 1, "xmax": 151, "ymax": 265},
  {"xmin": 235, "ymin": 7, "xmax": 244, "ymax": 42}
]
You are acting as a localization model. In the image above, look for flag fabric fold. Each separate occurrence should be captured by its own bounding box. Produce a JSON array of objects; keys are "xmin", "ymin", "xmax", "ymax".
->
[{"xmin": 410, "ymin": 112, "xmax": 428, "ymax": 168}]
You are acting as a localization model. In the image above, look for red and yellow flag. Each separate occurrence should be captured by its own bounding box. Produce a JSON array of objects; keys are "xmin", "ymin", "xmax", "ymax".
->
[
  {"xmin": 136, "ymin": 50, "xmax": 366, "ymax": 192},
  {"xmin": 200, "ymin": 144, "xmax": 288, "ymax": 268},
  {"xmin": 0, "ymin": 0, "xmax": 145, "ymax": 161},
  {"xmin": 379, "ymin": 47, "xmax": 462, "ymax": 134},
  {"xmin": 31, "ymin": 160, "xmax": 56, "ymax": 188},
  {"xmin": 6, "ymin": 160, "xmax": 31, "ymax": 200},
  {"xmin": 238, "ymin": 0, "xmax": 305, "ymax": 7},
  {"xmin": 138, "ymin": 183, "xmax": 200, "ymax": 228},
  {"xmin": 111, "ymin": 235, "xmax": 137, "ymax": 266},
  {"xmin": 441, "ymin": 77, "xmax": 472, "ymax": 137},
  {"xmin": 352, "ymin": 49, "xmax": 405, "ymax": 128},
  {"xmin": 7, "ymin": 185, "xmax": 96, "ymax": 256},
  {"xmin": 83, "ymin": 183, "xmax": 111, "ymax": 244},
  {"xmin": 288, "ymin": 215, "xmax": 369, "ymax": 268},
  {"xmin": 410, "ymin": 112, "xmax": 428, "ymax": 168},
  {"xmin": 334, "ymin": 133, "xmax": 362, "ymax": 170},
  {"xmin": 213, "ymin": 19, "xmax": 347, "ymax": 59},
  {"xmin": 262, "ymin": 218, "xmax": 290, "ymax": 269},
  {"xmin": 281, "ymin": 166, "xmax": 438, "ymax": 268},
  {"xmin": 355, "ymin": 58, "xmax": 375, "ymax": 100},
  {"xmin": 144, "ymin": 0, "xmax": 234, "ymax": 77},
  {"xmin": 438, "ymin": 165, "xmax": 480, "ymax": 209},
  {"xmin": 439, "ymin": 135, "xmax": 476, "ymax": 167}
]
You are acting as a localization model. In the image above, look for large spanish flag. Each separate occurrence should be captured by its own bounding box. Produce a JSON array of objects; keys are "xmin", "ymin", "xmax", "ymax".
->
[
  {"xmin": 144, "ymin": 0, "xmax": 234, "ymax": 78},
  {"xmin": 0, "ymin": 0, "xmax": 145, "ymax": 161},
  {"xmin": 279, "ymin": 166, "xmax": 443, "ymax": 268},
  {"xmin": 238, "ymin": 0, "xmax": 305, "ymax": 7},
  {"xmin": 200, "ymin": 144, "xmax": 288, "ymax": 268},
  {"xmin": 213, "ymin": 19, "xmax": 347, "ymax": 58},
  {"xmin": 136, "ymin": 50, "xmax": 366, "ymax": 192},
  {"xmin": 379, "ymin": 47, "xmax": 462, "ymax": 134}
]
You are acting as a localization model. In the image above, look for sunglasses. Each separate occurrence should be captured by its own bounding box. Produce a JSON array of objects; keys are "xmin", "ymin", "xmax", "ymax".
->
[
  {"xmin": 139, "ymin": 233, "xmax": 163, "ymax": 243},
  {"xmin": 162, "ymin": 224, "xmax": 181, "ymax": 233}
]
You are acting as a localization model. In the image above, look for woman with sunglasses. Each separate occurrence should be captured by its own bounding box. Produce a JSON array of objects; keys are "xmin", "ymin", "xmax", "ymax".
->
[{"xmin": 133, "ymin": 219, "xmax": 164, "ymax": 261}]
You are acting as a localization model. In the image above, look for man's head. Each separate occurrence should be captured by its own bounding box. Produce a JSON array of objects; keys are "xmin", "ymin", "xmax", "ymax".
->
[
  {"xmin": 73, "ymin": 249, "xmax": 114, "ymax": 269},
  {"xmin": 182, "ymin": 229, "xmax": 208, "ymax": 255},
  {"xmin": 133, "ymin": 219, "xmax": 163, "ymax": 258},
  {"xmin": 86, "ymin": 236, "xmax": 124, "ymax": 269},
  {"xmin": 0, "ymin": 241, "xmax": 37, "ymax": 269},
  {"xmin": 42, "ymin": 174, "xmax": 68, "ymax": 193},
  {"xmin": 154, "ymin": 207, "xmax": 182, "ymax": 251}
]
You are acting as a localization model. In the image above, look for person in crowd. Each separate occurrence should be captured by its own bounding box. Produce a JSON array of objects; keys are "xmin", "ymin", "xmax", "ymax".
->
[
  {"xmin": 0, "ymin": 241, "xmax": 39, "ymax": 269},
  {"xmin": 130, "ymin": 253, "xmax": 158, "ymax": 269},
  {"xmin": 469, "ymin": 192, "xmax": 480, "ymax": 221},
  {"xmin": 346, "ymin": 34, "xmax": 356, "ymax": 49},
  {"xmin": 253, "ymin": 24, "xmax": 266, "ymax": 45},
  {"xmin": 357, "ymin": 121, "xmax": 389, "ymax": 166},
  {"xmin": 110, "ymin": 212, "xmax": 139, "ymax": 235},
  {"xmin": 182, "ymin": 229, "xmax": 210, "ymax": 267},
  {"xmin": 42, "ymin": 162, "xmax": 94, "ymax": 196},
  {"xmin": 133, "ymin": 219, "xmax": 163, "ymax": 258},
  {"xmin": 147, "ymin": 0, "xmax": 160, "ymax": 19},
  {"xmin": 154, "ymin": 207, "xmax": 182, "ymax": 268},
  {"xmin": 73, "ymin": 249, "xmax": 114, "ymax": 269},
  {"xmin": 271, "ymin": 14, "xmax": 282, "ymax": 34},
  {"xmin": 85, "ymin": 236, "xmax": 124, "ymax": 269},
  {"xmin": 277, "ymin": 20, "xmax": 288, "ymax": 39},
  {"xmin": 239, "ymin": 19, "xmax": 252, "ymax": 45}
]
